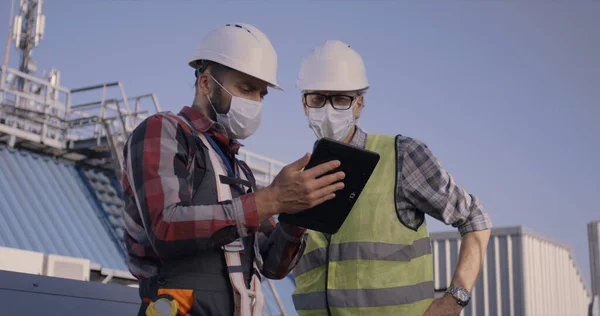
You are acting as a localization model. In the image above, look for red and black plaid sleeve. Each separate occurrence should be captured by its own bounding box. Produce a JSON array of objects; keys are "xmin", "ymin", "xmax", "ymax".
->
[
  {"xmin": 122, "ymin": 113, "xmax": 259, "ymax": 257},
  {"xmin": 121, "ymin": 110, "xmax": 307, "ymax": 279}
]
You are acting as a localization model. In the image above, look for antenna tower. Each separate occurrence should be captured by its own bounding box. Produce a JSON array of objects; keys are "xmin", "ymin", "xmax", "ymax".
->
[{"xmin": 12, "ymin": 0, "xmax": 46, "ymax": 88}]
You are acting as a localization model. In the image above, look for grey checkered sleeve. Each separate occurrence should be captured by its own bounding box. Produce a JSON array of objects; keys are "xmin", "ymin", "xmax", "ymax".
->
[{"xmin": 401, "ymin": 137, "xmax": 492, "ymax": 235}]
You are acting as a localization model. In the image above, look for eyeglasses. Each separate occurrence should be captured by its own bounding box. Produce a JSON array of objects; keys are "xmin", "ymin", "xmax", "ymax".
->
[{"xmin": 303, "ymin": 93, "xmax": 355, "ymax": 110}]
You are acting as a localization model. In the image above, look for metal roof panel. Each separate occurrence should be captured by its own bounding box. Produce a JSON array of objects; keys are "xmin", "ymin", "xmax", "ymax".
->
[{"xmin": 0, "ymin": 147, "xmax": 127, "ymax": 271}]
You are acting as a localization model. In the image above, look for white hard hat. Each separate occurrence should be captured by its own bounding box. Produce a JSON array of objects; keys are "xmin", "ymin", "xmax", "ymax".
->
[
  {"xmin": 188, "ymin": 23, "xmax": 282, "ymax": 91},
  {"xmin": 296, "ymin": 40, "xmax": 369, "ymax": 92}
]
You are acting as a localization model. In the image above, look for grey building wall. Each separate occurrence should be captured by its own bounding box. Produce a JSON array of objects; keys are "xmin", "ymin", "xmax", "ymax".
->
[
  {"xmin": 0, "ymin": 270, "xmax": 140, "ymax": 315},
  {"xmin": 431, "ymin": 226, "xmax": 590, "ymax": 316},
  {"xmin": 589, "ymin": 221, "xmax": 600, "ymax": 299}
]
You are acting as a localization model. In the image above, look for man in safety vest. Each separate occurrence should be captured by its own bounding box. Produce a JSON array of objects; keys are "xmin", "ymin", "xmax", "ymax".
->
[
  {"xmin": 121, "ymin": 24, "xmax": 345, "ymax": 316},
  {"xmin": 292, "ymin": 40, "xmax": 493, "ymax": 316}
]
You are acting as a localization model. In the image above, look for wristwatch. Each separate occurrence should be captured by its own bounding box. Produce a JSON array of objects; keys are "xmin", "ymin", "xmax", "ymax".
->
[{"xmin": 446, "ymin": 284, "xmax": 471, "ymax": 307}]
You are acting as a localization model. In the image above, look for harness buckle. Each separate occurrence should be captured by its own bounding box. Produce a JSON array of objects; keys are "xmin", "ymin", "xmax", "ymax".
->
[
  {"xmin": 247, "ymin": 290, "xmax": 257, "ymax": 308},
  {"xmin": 222, "ymin": 238, "xmax": 245, "ymax": 252},
  {"xmin": 255, "ymin": 257, "xmax": 263, "ymax": 269}
]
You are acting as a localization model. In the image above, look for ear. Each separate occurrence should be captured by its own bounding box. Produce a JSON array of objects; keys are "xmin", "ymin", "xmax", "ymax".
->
[
  {"xmin": 354, "ymin": 95, "xmax": 364, "ymax": 119},
  {"xmin": 196, "ymin": 73, "xmax": 212, "ymax": 96}
]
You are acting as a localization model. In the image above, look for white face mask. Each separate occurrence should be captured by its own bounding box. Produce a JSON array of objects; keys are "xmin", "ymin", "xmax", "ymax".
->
[
  {"xmin": 207, "ymin": 75, "xmax": 263, "ymax": 140},
  {"xmin": 307, "ymin": 103, "xmax": 356, "ymax": 142}
]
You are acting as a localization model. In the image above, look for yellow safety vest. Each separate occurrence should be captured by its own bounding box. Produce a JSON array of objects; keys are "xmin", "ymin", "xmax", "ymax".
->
[{"xmin": 292, "ymin": 134, "xmax": 434, "ymax": 316}]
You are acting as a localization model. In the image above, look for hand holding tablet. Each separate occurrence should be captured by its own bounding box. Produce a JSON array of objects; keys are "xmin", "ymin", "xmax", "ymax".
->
[
  {"xmin": 278, "ymin": 137, "xmax": 380, "ymax": 234},
  {"xmin": 264, "ymin": 152, "xmax": 346, "ymax": 215}
]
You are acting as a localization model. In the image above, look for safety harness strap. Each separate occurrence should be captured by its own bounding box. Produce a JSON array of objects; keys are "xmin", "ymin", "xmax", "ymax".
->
[
  {"xmin": 195, "ymin": 130, "xmax": 265, "ymax": 316},
  {"xmin": 219, "ymin": 175, "xmax": 254, "ymax": 189}
]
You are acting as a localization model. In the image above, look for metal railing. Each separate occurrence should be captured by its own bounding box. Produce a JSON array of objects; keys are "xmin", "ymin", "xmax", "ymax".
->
[
  {"xmin": 67, "ymin": 82, "xmax": 161, "ymax": 176},
  {"xmin": 0, "ymin": 65, "xmax": 166, "ymax": 179},
  {"xmin": 0, "ymin": 66, "xmax": 71, "ymax": 148},
  {"xmin": 1, "ymin": 65, "xmax": 287, "ymax": 187},
  {"xmin": 238, "ymin": 148, "xmax": 286, "ymax": 188},
  {"xmin": 68, "ymin": 83, "xmax": 161, "ymax": 142}
]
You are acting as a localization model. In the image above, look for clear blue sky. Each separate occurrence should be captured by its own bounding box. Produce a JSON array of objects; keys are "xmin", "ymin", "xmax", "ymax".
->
[{"xmin": 1, "ymin": 0, "xmax": 598, "ymax": 289}]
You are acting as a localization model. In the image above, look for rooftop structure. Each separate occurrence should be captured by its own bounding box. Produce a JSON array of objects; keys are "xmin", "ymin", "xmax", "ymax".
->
[
  {"xmin": 431, "ymin": 226, "xmax": 592, "ymax": 316},
  {"xmin": 0, "ymin": 1, "xmax": 290, "ymax": 313},
  {"xmin": 589, "ymin": 221, "xmax": 600, "ymax": 299}
]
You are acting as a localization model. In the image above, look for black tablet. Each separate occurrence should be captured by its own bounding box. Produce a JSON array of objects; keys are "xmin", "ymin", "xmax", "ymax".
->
[{"xmin": 278, "ymin": 137, "xmax": 380, "ymax": 234}]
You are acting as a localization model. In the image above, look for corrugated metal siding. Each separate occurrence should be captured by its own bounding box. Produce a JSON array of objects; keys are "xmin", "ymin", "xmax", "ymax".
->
[
  {"xmin": 432, "ymin": 234, "xmax": 522, "ymax": 316},
  {"xmin": 522, "ymin": 235, "xmax": 590, "ymax": 316},
  {"xmin": 79, "ymin": 163, "xmax": 300, "ymax": 315},
  {"xmin": 0, "ymin": 147, "xmax": 300, "ymax": 315},
  {"xmin": 589, "ymin": 221, "xmax": 600, "ymax": 298},
  {"xmin": 0, "ymin": 147, "xmax": 127, "ymax": 271},
  {"xmin": 431, "ymin": 226, "xmax": 590, "ymax": 316},
  {"xmin": 78, "ymin": 167, "xmax": 126, "ymax": 252}
]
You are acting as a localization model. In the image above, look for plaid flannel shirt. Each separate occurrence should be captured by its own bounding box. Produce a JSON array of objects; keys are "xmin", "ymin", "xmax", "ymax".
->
[
  {"xmin": 121, "ymin": 106, "xmax": 306, "ymax": 280},
  {"xmin": 350, "ymin": 127, "xmax": 492, "ymax": 235}
]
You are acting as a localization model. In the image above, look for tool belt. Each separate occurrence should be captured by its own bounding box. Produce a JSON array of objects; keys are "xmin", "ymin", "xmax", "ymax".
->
[{"xmin": 138, "ymin": 239, "xmax": 264, "ymax": 316}]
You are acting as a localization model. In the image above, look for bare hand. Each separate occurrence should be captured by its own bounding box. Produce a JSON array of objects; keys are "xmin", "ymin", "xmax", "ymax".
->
[
  {"xmin": 422, "ymin": 295, "xmax": 462, "ymax": 316},
  {"xmin": 267, "ymin": 153, "xmax": 345, "ymax": 215}
]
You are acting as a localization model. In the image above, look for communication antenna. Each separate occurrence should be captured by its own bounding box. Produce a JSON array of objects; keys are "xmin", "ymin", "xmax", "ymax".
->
[
  {"xmin": 12, "ymin": 0, "xmax": 45, "ymax": 87},
  {"xmin": 3, "ymin": 0, "xmax": 16, "ymax": 68}
]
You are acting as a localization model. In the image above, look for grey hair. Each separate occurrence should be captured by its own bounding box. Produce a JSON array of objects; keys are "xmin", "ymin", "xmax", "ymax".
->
[{"xmin": 356, "ymin": 87, "xmax": 369, "ymax": 96}]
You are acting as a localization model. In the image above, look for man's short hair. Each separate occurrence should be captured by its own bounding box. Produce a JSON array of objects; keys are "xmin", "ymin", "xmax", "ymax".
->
[{"xmin": 194, "ymin": 60, "xmax": 231, "ymax": 85}]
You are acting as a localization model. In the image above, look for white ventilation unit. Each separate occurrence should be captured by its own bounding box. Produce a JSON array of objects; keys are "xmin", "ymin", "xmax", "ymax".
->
[
  {"xmin": 44, "ymin": 254, "xmax": 90, "ymax": 281},
  {"xmin": 0, "ymin": 247, "xmax": 45, "ymax": 275}
]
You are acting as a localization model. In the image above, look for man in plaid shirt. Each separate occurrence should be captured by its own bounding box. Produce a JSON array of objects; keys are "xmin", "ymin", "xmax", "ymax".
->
[
  {"xmin": 292, "ymin": 41, "xmax": 493, "ymax": 316},
  {"xmin": 121, "ymin": 24, "xmax": 345, "ymax": 315}
]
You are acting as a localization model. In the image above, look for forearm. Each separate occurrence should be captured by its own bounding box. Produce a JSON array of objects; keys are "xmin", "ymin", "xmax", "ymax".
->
[
  {"xmin": 259, "ymin": 222, "xmax": 307, "ymax": 279},
  {"xmin": 450, "ymin": 229, "xmax": 491, "ymax": 290},
  {"xmin": 144, "ymin": 193, "xmax": 261, "ymax": 257},
  {"xmin": 255, "ymin": 187, "xmax": 280, "ymax": 222}
]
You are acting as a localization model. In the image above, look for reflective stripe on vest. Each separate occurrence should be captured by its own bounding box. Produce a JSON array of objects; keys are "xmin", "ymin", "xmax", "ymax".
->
[
  {"xmin": 195, "ymin": 131, "xmax": 265, "ymax": 316},
  {"xmin": 292, "ymin": 134, "xmax": 434, "ymax": 316}
]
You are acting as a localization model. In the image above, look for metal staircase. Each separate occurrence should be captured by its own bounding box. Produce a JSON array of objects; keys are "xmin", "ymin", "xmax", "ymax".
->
[
  {"xmin": 0, "ymin": 66, "xmax": 161, "ymax": 179},
  {"xmin": 0, "ymin": 64, "xmax": 285, "ymax": 188},
  {"xmin": 67, "ymin": 83, "xmax": 161, "ymax": 181}
]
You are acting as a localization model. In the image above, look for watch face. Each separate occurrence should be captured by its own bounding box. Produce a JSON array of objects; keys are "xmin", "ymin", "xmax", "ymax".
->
[{"xmin": 455, "ymin": 288, "xmax": 469, "ymax": 301}]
